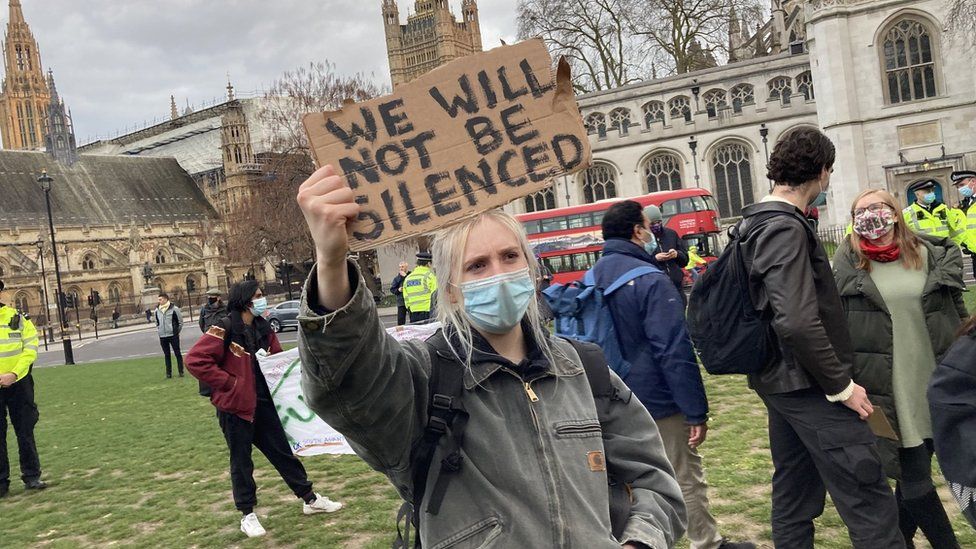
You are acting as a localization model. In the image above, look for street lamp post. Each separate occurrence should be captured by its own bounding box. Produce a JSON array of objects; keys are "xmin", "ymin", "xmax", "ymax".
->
[
  {"xmin": 35, "ymin": 238, "xmax": 50, "ymax": 351},
  {"xmin": 280, "ymin": 259, "xmax": 293, "ymax": 301},
  {"xmin": 37, "ymin": 170, "xmax": 74, "ymax": 365},
  {"xmin": 689, "ymin": 136, "xmax": 701, "ymax": 188},
  {"xmin": 760, "ymin": 124, "xmax": 771, "ymax": 191}
]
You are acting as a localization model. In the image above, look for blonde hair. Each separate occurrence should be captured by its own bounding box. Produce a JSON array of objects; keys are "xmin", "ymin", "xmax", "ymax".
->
[
  {"xmin": 848, "ymin": 189, "xmax": 923, "ymax": 272},
  {"xmin": 430, "ymin": 210, "xmax": 558, "ymax": 370}
]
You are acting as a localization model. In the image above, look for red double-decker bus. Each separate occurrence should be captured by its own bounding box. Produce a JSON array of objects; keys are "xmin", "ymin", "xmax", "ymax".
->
[{"xmin": 517, "ymin": 188, "xmax": 723, "ymax": 284}]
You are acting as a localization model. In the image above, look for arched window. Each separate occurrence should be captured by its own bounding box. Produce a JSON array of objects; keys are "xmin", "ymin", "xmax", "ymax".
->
[
  {"xmin": 768, "ymin": 76, "xmax": 792, "ymax": 106},
  {"xmin": 796, "ymin": 71, "xmax": 815, "ymax": 101},
  {"xmin": 881, "ymin": 18, "xmax": 939, "ymax": 104},
  {"xmin": 82, "ymin": 254, "xmax": 97, "ymax": 271},
  {"xmin": 108, "ymin": 284, "xmax": 122, "ymax": 304},
  {"xmin": 14, "ymin": 292, "xmax": 29, "ymax": 313},
  {"xmin": 642, "ymin": 153, "xmax": 683, "ymax": 193},
  {"xmin": 155, "ymin": 250, "xmax": 167, "ymax": 264},
  {"xmin": 584, "ymin": 112, "xmax": 607, "ymax": 138},
  {"xmin": 702, "ymin": 89, "xmax": 727, "ymax": 118},
  {"xmin": 581, "ymin": 164, "xmax": 618, "ymax": 203},
  {"xmin": 641, "ymin": 101, "xmax": 665, "ymax": 128},
  {"xmin": 711, "ymin": 142, "xmax": 756, "ymax": 218},
  {"xmin": 524, "ymin": 187, "xmax": 556, "ymax": 213},
  {"xmin": 668, "ymin": 96, "xmax": 692, "ymax": 123},
  {"xmin": 730, "ymin": 84, "xmax": 755, "ymax": 114},
  {"xmin": 0, "ymin": 264, "xmax": 4, "ymax": 277},
  {"xmin": 608, "ymin": 108, "xmax": 631, "ymax": 136}
]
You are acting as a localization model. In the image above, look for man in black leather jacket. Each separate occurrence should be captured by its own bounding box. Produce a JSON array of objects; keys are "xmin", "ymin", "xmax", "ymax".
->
[{"xmin": 737, "ymin": 127, "xmax": 903, "ymax": 549}]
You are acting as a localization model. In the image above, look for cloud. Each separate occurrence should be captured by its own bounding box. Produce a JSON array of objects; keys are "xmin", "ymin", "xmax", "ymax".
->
[{"xmin": 14, "ymin": 0, "xmax": 518, "ymax": 144}]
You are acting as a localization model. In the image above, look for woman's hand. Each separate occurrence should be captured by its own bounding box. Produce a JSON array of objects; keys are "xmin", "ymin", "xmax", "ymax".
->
[{"xmin": 297, "ymin": 164, "xmax": 360, "ymax": 310}]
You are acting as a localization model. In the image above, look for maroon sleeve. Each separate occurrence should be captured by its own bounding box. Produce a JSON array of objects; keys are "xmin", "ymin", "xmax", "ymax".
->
[{"xmin": 185, "ymin": 328, "xmax": 235, "ymax": 391}]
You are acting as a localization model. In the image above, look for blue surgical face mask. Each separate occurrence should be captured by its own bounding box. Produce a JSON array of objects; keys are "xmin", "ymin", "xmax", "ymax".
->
[
  {"xmin": 460, "ymin": 268, "xmax": 535, "ymax": 334},
  {"xmin": 809, "ymin": 192, "xmax": 827, "ymax": 207},
  {"xmin": 641, "ymin": 228, "xmax": 659, "ymax": 255},
  {"xmin": 959, "ymin": 186, "xmax": 973, "ymax": 199},
  {"xmin": 249, "ymin": 296, "xmax": 268, "ymax": 316},
  {"xmin": 921, "ymin": 192, "xmax": 937, "ymax": 205}
]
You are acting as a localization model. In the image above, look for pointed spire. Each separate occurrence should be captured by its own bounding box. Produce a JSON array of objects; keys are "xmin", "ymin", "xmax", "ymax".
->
[
  {"xmin": 170, "ymin": 95, "xmax": 178, "ymax": 120},
  {"xmin": 46, "ymin": 68, "xmax": 58, "ymax": 100},
  {"xmin": 9, "ymin": 0, "xmax": 25, "ymax": 25},
  {"xmin": 226, "ymin": 73, "xmax": 235, "ymax": 101},
  {"xmin": 183, "ymin": 98, "xmax": 193, "ymax": 116}
]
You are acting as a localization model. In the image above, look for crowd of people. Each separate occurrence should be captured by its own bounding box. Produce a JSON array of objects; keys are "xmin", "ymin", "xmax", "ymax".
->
[
  {"xmin": 2, "ymin": 125, "xmax": 975, "ymax": 548},
  {"xmin": 287, "ymin": 126, "xmax": 976, "ymax": 548}
]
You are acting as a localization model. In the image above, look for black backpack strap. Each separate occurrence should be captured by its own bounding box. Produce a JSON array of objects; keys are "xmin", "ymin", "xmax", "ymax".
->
[
  {"xmin": 563, "ymin": 337, "xmax": 634, "ymax": 539},
  {"xmin": 394, "ymin": 331, "xmax": 468, "ymax": 549}
]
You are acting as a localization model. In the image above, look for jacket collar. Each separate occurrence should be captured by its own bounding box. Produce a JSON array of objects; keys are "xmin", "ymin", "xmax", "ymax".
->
[
  {"xmin": 601, "ymin": 238, "xmax": 655, "ymax": 263},
  {"xmin": 741, "ymin": 200, "xmax": 803, "ymax": 218},
  {"xmin": 835, "ymin": 236, "xmax": 965, "ymax": 306},
  {"xmin": 431, "ymin": 321, "xmax": 577, "ymax": 390}
]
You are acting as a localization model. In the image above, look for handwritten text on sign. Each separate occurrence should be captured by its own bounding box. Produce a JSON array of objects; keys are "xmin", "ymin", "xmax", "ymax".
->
[{"xmin": 303, "ymin": 39, "xmax": 591, "ymax": 251}]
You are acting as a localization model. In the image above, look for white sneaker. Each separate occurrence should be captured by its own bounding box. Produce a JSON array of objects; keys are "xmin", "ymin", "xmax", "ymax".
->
[
  {"xmin": 240, "ymin": 513, "xmax": 266, "ymax": 537},
  {"xmin": 303, "ymin": 493, "xmax": 343, "ymax": 515}
]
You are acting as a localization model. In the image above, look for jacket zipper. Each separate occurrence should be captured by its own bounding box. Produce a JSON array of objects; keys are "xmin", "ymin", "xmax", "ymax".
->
[{"xmin": 503, "ymin": 369, "xmax": 565, "ymax": 547}]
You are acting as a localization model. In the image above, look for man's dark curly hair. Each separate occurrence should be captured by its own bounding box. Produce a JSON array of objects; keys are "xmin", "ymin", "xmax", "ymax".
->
[
  {"xmin": 602, "ymin": 200, "xmax": 644, "ymax": 240},
  {"xmin": 766, "ymin": 127, "xmax": 835, "ymax": 187}
]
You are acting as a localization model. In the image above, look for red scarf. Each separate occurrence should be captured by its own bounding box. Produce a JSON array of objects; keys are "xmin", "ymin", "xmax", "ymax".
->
[{"xmin": 859, "ymin": 238, "xmax": 901, "ymax": 263}]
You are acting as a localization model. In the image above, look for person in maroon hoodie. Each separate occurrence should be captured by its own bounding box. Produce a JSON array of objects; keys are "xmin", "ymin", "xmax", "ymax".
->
[{"xmin": 186, "ymin": 280, "xmax": 343, "ymax": 538}]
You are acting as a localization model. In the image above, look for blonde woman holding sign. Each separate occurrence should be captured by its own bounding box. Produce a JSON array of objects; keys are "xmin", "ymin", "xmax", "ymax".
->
[{"xmin": 296, "ymin": 164, "xmax": 685, "ymax": 549}]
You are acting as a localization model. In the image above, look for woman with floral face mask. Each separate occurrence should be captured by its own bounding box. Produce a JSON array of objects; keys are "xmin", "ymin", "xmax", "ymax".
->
[
  {"xmin": 294, "ymin": 165, "xmax": 685, "ymax": 549},
  {"xmin": 833, "ymin": 189, "xmax": 967, "ymax": 548}
]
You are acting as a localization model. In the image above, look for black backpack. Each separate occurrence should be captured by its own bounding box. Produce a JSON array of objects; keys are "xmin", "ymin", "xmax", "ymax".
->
[
  {"xmin": 393, "ymin": 335, "xmax": 633, "ymax": 548},
  {"xmin": 687, "ymin": 210, "xmax": 815, "ymax": 375}
]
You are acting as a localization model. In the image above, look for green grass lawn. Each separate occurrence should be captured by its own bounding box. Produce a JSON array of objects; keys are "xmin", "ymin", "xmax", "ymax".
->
[{"xmin": 2, "ymin": 354, "xmax": 974, "ymax": 548}]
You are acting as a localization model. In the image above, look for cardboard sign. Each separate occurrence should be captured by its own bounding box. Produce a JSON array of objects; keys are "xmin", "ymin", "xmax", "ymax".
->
[{"xmin": 303, "ymin": 38, "xmax": 591, "ymax": 251}]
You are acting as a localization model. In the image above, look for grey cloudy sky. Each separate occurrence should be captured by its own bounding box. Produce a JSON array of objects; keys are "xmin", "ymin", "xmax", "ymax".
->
[{"xmin": 20, "ymin": 0, "xmax": 518, "ymax": 144}]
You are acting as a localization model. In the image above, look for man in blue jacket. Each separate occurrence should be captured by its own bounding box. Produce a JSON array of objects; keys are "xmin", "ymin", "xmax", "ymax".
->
[{"xmin": 592, "ymin": 200, "xmax": 753, "ymax": 549}]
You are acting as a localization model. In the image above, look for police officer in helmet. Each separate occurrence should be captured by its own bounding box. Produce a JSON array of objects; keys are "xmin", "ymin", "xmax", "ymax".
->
[{"xmin": 0, "ymin": 279, "xmax": 46, "ymax": 498}]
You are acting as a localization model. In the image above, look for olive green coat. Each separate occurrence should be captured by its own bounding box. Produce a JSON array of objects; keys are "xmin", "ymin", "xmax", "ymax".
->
[{"xmin": 832, "ymin": 235, "xmax": 968, "ymax": 478}]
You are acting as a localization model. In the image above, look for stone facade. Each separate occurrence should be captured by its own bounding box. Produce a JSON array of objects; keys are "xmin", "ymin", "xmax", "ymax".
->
[
  {"xmin": 0, "ymin": 151, "xmax": 223, "ymax": 326},
  {"xmin": 383, "ymin": 0, "xmax": 482, "ymax": 88},
  {"xmin": 508, "ymin": 0, "xmax": 976, "ymax": 229}
]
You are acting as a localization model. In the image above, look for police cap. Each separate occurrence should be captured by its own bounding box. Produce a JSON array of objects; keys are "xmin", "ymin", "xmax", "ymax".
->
[
  {"xmin": 950, "ymin": 170, "xmax": 976, "ymax": 185},
  {"xmin": 906, "ymin": 179, "xmax": 938, "ymax": 194},
  {"xmin": 416, "ymin": 251, "xmax": 432, "ymax": 261}
]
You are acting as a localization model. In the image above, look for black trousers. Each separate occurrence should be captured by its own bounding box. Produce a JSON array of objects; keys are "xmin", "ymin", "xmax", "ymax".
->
[
  {"xmin": 409, "ymin": 310, "xmax": 430, "ymax": 323},
  {"xmin": 218, "ymin": 398, "xmax": 313, "ymax": 513},
  {"xmin": 159, "ymin": 336, "xmax": 184, "ymax": 377},
  {"xmin": 760, "ymin": 388, "xmax": 905, "ymax": 549},
  {"xmin": 396, "ymin": 304, "xmax": 408, "ymax": 326},
  {"xmin": 0, "ymin": 373, "xmax": 41, "ymax": 486}
]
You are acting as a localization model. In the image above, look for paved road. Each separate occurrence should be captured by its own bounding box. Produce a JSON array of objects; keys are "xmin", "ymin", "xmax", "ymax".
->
[{"xmin": 34, "ymin": 314, "xmax": 398, "ymax": 367}]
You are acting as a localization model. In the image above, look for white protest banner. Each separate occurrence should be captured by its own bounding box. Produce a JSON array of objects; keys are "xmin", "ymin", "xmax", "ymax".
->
[
  {"xmin": 257, "ymin": 348, "xmax": 355, "ymax": 457},
  {"xmin": 257, "ymin": 323, "xmax": 443, "ymax": 456},
  {"xmin": 303, "ymin": 38, "xmax": 591, "ymax": 251}
]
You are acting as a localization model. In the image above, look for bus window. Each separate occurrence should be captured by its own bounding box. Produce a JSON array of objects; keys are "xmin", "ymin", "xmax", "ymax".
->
[
  {"xmin": 702, "ymin": 195, "xmax": 720, "ymax": 213},
  {"xmin": 567, "ymin": 213, "xmax": 591, "ymax": 229},
  {"xmin": 662, "ymin": 199, "xmax": 679, "ymax": 217},
  {"xmin": 572, "ymin": 251, "xmax": 598, "ymax": 271},
  {"xmin": 678, "ymin": 198, "xmax": 695, "ymax": 213},
  {"xmin": 542, "ymin": 217, "xmax": 568, "ymax": 232},
  {"xmin": 690, "ymin": 195, "xmax": 708, "ymax": 211},
  {"xmin": 524, "ymin": 220, "xmax": 542, "ymax": 235},
  {"xmin": 545, "ymin": 255, "xmax": 572, "ymax": 274}
]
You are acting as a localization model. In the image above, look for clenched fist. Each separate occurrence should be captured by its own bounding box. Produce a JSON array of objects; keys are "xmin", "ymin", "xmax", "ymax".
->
[{"xmin": 297, "ymin": 164, "xmax": 360, "ymax": 310}]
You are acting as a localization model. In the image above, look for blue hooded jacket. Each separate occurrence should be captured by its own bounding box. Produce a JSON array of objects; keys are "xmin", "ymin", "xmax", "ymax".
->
[{"xmin": 591, "ymin": 238, "xmax": 709, "ymax": 424}]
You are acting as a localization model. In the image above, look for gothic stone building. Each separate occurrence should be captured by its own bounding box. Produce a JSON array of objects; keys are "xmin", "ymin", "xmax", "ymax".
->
[
  {"xmin": 383, "ymin": 0, "xmax": 482, "ymax": 87},
  {"xmin": 509, "ymin": 0, "xmax": 976, "ymax": 230},
  {"xmin": 0, "ymin": 151, "xmax": 222, "ymax": 325}
]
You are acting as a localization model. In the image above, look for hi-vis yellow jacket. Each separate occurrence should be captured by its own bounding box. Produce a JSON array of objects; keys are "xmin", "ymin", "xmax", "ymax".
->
[
  {"xmin": 902, "ymin": 202, "xmax": 954, "ymax": 239},
  {"xmin": 402, "ymin": 265, "xmax": 437, "ymax": 313},
  {"xmin": 0, "ymin": 305, "xmax": 38, "ymax": 381},
  {"xmin": 949, "ymin": 199, "xmax": 976, "ymax": 253}
]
